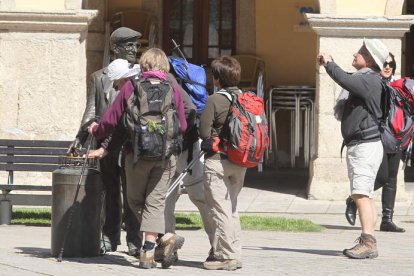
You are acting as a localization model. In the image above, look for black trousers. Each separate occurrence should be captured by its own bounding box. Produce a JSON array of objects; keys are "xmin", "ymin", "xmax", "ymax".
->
[
  {"xmin": 374, "ymin": 151, "xmax": 401, "ymax": 191},
  {"xmin": 100, "ymin": 153, "xmax": 141, "ymax": 246}
]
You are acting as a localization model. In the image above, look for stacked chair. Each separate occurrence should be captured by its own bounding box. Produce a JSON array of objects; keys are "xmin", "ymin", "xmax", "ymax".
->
[{"xmin": 267, "ymin": 86, "xmax": 315, "ymax": 168}]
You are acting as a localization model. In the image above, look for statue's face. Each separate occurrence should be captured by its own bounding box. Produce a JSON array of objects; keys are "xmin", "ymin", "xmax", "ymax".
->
[{"xmin": 113, "ymin": 38, "xmax": 139, "ymax": 64}]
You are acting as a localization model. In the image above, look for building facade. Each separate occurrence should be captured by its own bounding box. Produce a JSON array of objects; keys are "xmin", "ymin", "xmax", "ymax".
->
[{"xmin": 0, "ymin": 0, "xmax": 413, "ymax": 199}]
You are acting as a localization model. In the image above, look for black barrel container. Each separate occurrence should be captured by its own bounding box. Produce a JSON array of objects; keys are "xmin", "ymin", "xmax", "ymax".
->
[{"xmin": 51, "ymin": 157, "xmax": 103, "ymax": 257}]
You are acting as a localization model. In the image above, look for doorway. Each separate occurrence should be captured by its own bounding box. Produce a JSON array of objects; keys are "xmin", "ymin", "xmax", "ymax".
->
[{"xmin": 162, "ymin": 0, "xmax": 236, "ymax": 66}]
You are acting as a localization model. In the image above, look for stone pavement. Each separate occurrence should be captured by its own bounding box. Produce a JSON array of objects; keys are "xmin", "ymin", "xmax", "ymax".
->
[
  {"xmin": 1, "ymin": 168, "xmax": 413, "ymax": 275},
  {"xmin": 177, "ymin": 187, "xmax": 414, "ymax": 217},
  {"xmin": 0, "ymin": 213, "xmax": 414, "ymax": 275}
]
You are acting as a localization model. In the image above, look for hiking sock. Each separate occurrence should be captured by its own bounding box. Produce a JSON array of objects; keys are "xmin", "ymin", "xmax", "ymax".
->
[
  {"xmin": 161, "ymin": 233, "xmax": 174, "ymax": 242},
  {"xmin": 143, "ymin": 241, "xmax": 156, "ymax": 251}
]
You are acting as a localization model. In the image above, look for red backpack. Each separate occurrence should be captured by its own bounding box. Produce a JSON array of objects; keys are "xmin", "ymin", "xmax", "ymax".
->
[
  {"xmin": 390, "ymin": 77, "xmax": 414, "ymax": 113},
  {"xmin": 217, "ymin": 89, "xmax": 269, "ymax": 168},
  {"xmin": 377, "ymin": 80, "xmax": 414, "ymax": 153}
]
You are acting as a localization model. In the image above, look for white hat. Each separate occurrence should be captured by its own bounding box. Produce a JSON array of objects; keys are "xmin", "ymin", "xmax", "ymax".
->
[
  {"xmin": 107, "ymin": 59, "xmax": 140, "ymax": 81},
  {"xmin": 363, "ymin": 38, "xmax": 389, "ymax": 69}
]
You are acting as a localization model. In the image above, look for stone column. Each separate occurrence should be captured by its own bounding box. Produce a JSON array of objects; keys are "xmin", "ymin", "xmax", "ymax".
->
[
  {"xmin": 65, "ymin": 0, "xmax": 82, "ymax": 10},
  {"xmin": 0, "ymin": 10, "xmax": 97, "ymax": 140},
  {"xmin": 306, "ymin": 14, "xmax": 414, "ymax": 200},
  {"xmin": 0, "ymin": 0, "xmax": 14, "ymax": 9}
]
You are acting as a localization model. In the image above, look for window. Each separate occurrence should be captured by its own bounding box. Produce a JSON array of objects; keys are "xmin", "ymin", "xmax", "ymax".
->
[{"xmin": 163, "ymin": 0, "xmax": 236, "ymax": 66}]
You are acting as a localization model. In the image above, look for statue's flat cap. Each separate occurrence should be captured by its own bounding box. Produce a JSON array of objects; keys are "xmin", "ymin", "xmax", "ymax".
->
[{"xmin": 110, "ymin": 27, "xmax": 142, "ymax": 44}]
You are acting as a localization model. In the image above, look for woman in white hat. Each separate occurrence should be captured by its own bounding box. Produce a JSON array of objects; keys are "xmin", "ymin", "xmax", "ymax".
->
[
  {"xmin": 87, "ymin": 58, "xmax": 140, "ymax": 159},
  {"xmin": 88, "ymin": 48, "xmax": 187, "ymax": 269}
]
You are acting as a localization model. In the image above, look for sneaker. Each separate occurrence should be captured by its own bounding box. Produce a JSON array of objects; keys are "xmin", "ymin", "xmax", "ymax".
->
[
  {"xmin": 203, "ymin": 259, "xmax": 238, "ymax": 271},
  {"xmin": 139, "ymin": 249, "xmax": 157, "ymax": 269},
  {"xmin": 343, "ymin": 233, "xmax": 378, "ymax": 259},
  {"xmin": 127, "ymin": 242, "xmax": 140, "ymax": 257},
  {"xmin": 159, "ymin": 234, "xmax": 185, "ymax": 269}
]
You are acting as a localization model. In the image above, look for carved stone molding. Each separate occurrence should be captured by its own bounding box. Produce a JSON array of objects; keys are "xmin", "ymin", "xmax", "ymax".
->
[
  {"xmin": 317, "ymin": 0, "xmax": 405, "ymax": 16},
  {"xmin": 306, "ymin": 13, "xmax": 414, "ymax": 37},
  {"xmin": 0, "ymin": 10, "xmax": 97, "ymax": 32}
]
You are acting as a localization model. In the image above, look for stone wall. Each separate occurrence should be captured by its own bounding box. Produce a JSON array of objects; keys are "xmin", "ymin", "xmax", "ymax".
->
[
  {"xmin": 84, "ymin": 0, "xmax": 106, "ymax": 77},
  {"xmin": 0, "ymin": 10, "xmax": 97, "ymax": 140}
]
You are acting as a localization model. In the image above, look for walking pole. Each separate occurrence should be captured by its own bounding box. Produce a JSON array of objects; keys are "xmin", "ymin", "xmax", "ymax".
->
[
  {"xmin": 166, "ymin": 150, "xmax": 205, "ymax": 198},
  {"xmin": 171, "ymin": 39, "xmax": 188, "ymax": 64},
  {"xmin": 57, "ymin": 136, "xmax": 94, "ymax": 262}
]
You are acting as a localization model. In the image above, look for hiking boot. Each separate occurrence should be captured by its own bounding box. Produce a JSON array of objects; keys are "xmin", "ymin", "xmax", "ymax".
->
[
  {"xmin": 154, "ymin": 244, "xmax": 164, "ymax": 262},
  {"xmin": 159, "ymin": 234, "xmax": 185, "ymax": 269},
  {"xmin": 205, "ymin": 249, "xmax": 242, "ymax": 270},
  {"xmin": 154, "ymin": 246, "xmax": 179, "ymax": 263},
  {"xmin": 343, "ymin": 233, "xmax": 378, "ymax": 259},
  {"xmin": 127, "ymin": 242, "xmax": 140, "ymax": 257},
  {"xmin": 345, "ymin": 196, "xmax": 357, "ymax": 226},
  {"xmin": 203, "ymin": 259, "xmax": 238, "ymax": 271},
  {"xmin": 139, "ymin": 249, "xmax": 157, "ymax": 269}
]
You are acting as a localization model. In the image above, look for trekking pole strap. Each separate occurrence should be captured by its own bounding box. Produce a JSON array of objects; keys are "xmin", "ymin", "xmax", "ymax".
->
[{"xmin": 166, "ymin": 150, "xmax": 205, "ymax": 198}]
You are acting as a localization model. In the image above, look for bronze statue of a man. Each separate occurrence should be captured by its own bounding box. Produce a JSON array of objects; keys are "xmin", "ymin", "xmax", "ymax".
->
[{"xmin": 69, "ymin": 27, "xmax": 142, "ymax": 256}]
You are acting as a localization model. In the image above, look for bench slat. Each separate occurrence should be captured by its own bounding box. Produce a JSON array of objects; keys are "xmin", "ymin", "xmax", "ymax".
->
[
  {"xmin": 6, "ymin": 194, "xmax": 51, "ymax": 206},
  {"xmin": 0, "ymin": 140, "xmax": 71, "ymax": 148},
  {"xmin": 0, "ymin": 164, "xmax": 59, "ymax": 172},
  {"xmin": 0, "ymin": 184, "xmax": 52, "ymax": 191},
  {"xmin": 0, "ymin": 156, "xmax": 60, "ymax": 164},
  {"xmin": 0, "ymin": 148, "xmax": 68, "ymax": 156}
]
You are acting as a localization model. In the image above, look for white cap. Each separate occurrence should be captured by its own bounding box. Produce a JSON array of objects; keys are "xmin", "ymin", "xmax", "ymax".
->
[
  {"xmin": 363, "ymin": 38, "xmax": 389, "ymax": 69},
  {"xmin": 107, "ymin": 59, "xmax": 140, "ymax": 81}
]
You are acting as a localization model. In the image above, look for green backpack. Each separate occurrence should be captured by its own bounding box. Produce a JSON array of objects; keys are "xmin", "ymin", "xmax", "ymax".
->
[{"xmin": 124, "ymin": 78, "xmax": 182, "ymax": 163}]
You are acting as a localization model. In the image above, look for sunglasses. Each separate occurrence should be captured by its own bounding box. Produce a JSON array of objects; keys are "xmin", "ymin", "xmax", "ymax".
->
[{"xmin": 383, "ymin": 61, "xmax": 396, "ymax": 68}]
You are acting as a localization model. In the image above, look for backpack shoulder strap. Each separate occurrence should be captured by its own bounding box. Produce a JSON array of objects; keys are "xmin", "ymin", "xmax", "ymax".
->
[
  {"xmin": 216, "ymin": 88, "xmax": 242, "ymax": 102},
  {"xmin": 216, "ymin": 90, "xmax": 233, "ymax": 102}
]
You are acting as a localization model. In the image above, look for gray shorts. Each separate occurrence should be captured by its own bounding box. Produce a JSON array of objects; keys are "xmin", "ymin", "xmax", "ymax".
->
[{"xmin": 346, "ymin": 140, "xmax": 383, "ymax": 198}]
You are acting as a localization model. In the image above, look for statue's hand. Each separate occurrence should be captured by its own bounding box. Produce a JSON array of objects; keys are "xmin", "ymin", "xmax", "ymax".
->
[{"xmin": 67, "ymin": 137, "xmax": 82, "ymax": 157}]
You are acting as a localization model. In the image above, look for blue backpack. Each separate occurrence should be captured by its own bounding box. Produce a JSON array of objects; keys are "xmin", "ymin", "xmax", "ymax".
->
[{"xmin": 168, "ymin": 56, "xmax": 208, "ymax": 114}]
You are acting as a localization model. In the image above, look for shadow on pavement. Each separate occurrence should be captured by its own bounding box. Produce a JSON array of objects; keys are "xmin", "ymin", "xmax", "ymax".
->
[
  {"xmin": 175, "ymin": 259, "xmax": 203, "ymax": 269},
  {"xmin": 244, "ymin": 167, "xmax": 309, "ymax": 198},
  {"xmin": 15, "ymin": 247, "xmax": 135, "ymax": 266},
  {"xmin": 320, "ymin": 224, "xmax": 360, "ymax": 230},
  {"xmin": 15, "ymin": 247, "xmax": 50, "ymax": 258},
  {"xmin": 243, "ymin": 246, "xmax": 342, "ymax": 256}
]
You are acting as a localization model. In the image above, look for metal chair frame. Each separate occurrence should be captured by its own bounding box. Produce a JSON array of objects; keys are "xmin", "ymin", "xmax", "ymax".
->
[{"xmin": 267, "ymin": 87, "xmax": 315, "ymax": 168}]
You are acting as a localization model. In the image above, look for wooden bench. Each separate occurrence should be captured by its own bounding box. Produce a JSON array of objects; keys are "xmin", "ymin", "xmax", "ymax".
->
[{"xmin": 0, "ymin": 139, "xmax": 71, "ymax": 220}]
